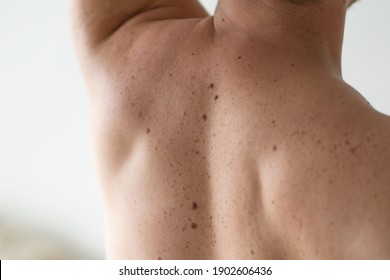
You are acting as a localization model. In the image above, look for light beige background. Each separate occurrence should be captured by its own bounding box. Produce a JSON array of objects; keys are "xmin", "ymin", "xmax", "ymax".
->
[{"xmin": 0, "ymin": 0, "xmax": 389, "ymax": 259}]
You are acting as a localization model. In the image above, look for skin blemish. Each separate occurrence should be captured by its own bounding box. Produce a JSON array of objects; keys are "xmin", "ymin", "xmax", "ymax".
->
[
  {"xmin": 222, "ymin": 18, "xmax": 225, "ymax": 22},
  {"xmin": 345, "ymin": 140, "xmax": 350, "ymax": 145},
  {"xmin": 192, "ymin": 202, "xmax": 198, "ymax": 210},
  {"xmin": 291, "ymin": 63, "xmax": 295, "ymax": 67},
  {"xmin": 208, "ymin": 83, "xmax": 214, "ymax": 89},
  {"xmin": 214, "ymin": 95, "xmax": 219, "ymax": 100},
  {"xmin": 131, "ymin": 102, "xmax": 136, "ymax": 106},
  {"xmin": 138, "ymin": 111, "xmax": 143, "ymax": 118},
  {"xmin": 191, "ymin": 223, "xmax": 198, "ymax": 229},
  {"xmin": 192, "ymin": 52, "xmax": 195, "ymax": 56},
  {"xmin": 158, "ymin": 257, "xmax": 162, "ymax": 260},
  {"xmin": 146, "ymin": 128, "xmax": 151, "ymax": 134},
  {"xmin": 169, "ymin": 73, "xmax": 173, "ymax": 77},
  {"xmin": 251, "ymin": 250, "xmax": 255, "ymax": 255},
  {"xmin": 272, "ymin": 120, "xmax": 276, "ymax": 125},
  {"xmin": 202, "ymin": 114, "xmax": 207, "ymax": 121},
  {"xmin": 273, "ymin": 145, "xmax": 278, "ymax": 151},
  {"xmin": 238, "ymin": 56, "xmax": 242, "ymax": 60}
]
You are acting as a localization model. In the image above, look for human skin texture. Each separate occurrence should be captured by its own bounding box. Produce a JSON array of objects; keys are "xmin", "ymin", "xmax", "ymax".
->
[{"xmin": 71, "ymin": 0, "xmax": 390, "ymax": 259}]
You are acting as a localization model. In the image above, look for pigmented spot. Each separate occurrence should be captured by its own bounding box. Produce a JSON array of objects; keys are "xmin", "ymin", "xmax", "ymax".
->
[
  {"xmin": 273, "ymin": 145, "xmax": 278, "ymax": 151},
  {"xmin": 192, "ymin": 202, "xmax": 198, "ymax": 210},
  {"xmin": 131, "ymin": 102, "xmax": 136, "ymax": 106},
  {"xmin": 191, "ymin": 223, "xmax": 198, "ymax": 229},
  {"xmin": 272, "ymin": 120, "xmax": 276, "ymax": 125},
  {"xmin": 272, "ymin": 200, "xmax": 275, "ymax": 205},
  {"xmin": 238, "ymin": 56, "xmax": 242, "ymax": 60},
  {"xmin": 250, "ymin": 250, "xmax": 255, "ymax": 255},
  {"xmin": 350, "ymin": 147, "xmax": 357, "ymax": 153},
  {"xmin": 291, "ymin": 63, "xmax": 295, "ymax": 67},
  {"xmin": 138, "ymin": 111, "xmax": 143, "ymax": 118},
  {"xmin": 158, "ymin": 257, "xmax": 162, "ymax": 260},
  {"xmin": 202, "ymin": 114, "xmax": 207, "ymax": 121},
  {"xmin": 169, "ymin": 73, "xmax": 173, "ymax": 77},
  {"xmin": 191, "ymin": 52, "xmax": 195, "ymax": 56},
  {"xmin": 222, "ymin": 18, "xmax": 225, "ymax": 22},
  {"xmin": 146, "ymin": 128, "xmax": 151, "ymax": 134},
  {"xmin": 214, "ymin": 95, "xmax": 219, "ymax": 100},
  {"xmin": 208, "ymin": 83, "xmax": 214, "ymax": 89},
  {"xmin": 345, "ymin": 140, "xmax": 350, "ymax": 146}
]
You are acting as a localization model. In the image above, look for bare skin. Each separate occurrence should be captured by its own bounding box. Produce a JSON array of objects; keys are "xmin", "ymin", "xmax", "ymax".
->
[{"xmin": 71, "ymin": 0, "xmax": 390, "ymax": 259}]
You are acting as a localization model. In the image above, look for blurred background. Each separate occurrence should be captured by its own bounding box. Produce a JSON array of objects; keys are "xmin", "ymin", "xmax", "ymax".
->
[{"xmin": 0, "ymin": 0, "xmax": 389, "ymax": 259}]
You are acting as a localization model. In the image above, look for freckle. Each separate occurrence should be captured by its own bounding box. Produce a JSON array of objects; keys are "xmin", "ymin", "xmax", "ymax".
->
[
  {"xmin": 210, "ymin": 215, "xmax": 213, "ymax": 220},
  {"xmin": 238, "ymin": 56, "xmax": 242, "ymax": 60},
  {"xmin": 158, "ymin": 257, "xmax": 162, "ymax": 260},
  {"xmin": 202, "ymin": 114, "xmax": 207, "ymax": 121},
  {"xmin": 209, "ymin": 83, "xmax": 214, "ymax": 89},
  {"xmin": 138, "ymin": 111, "xmax": 143, "ymax": 118},
  {"xmin": 196, "ymin": 151, "xmax": 199, "ymax": 155},
  {"xmin": 131, "ymin": 102, "xmax": 135, "ymax": 106},
  {"xmin": 192, "ymin": 202, "xmax": 198, "ymax": 210},
  {"xmin": 349, "ymin": 147, "xmax": 357, "ymax": 153},
  {"xmin": 146, "ymin": 128, "xmax": 150, "ymax": 134},
  {"xmin": 191, "ymin": 223, "xmax": 198, "ymax": 229},
  {"xmin": 291, "ymin": 63, "xmax": 295, "ymax": 67},
  {"xmin": 180, "ymin": 203, "xmax": 183, "ymax": 208},
  {"xmin": 131, "ymin": 75, "xmax": 135, "ymax": 80},
  {"xmin": 272, "ymin": 200, "xmax": 275, "ymax": 205},
  {"xmin": 345, "ymin": 140, "xmax": 350, "ymax": 145},
  {"xmin": 179, "ymin": 172, "xmax": 182, "ymax": 176},
  {"xmin": 214, "ymin": 95, "xmax": 219, "ymax": 100},
  {"xmin": 274, "ymin": 78, "xmax": 278, "ymax": 82},
  {"xmin": 191, "ymin": 52, "xmax": 195, "ymax": 56},
  {"xmin": 317, "ymin": 140, "xmax": 322, "ymax": 145},
  {"xmin": 272, "ymin": 120, "xmax": 276, "ymax": 125},
  {"xmin": 222, "ymin": 18, "xmax": 225, "ymax": 22},
  {"xmin": 251, "ymin": 250, "xmax": 254, "ymax": 255},
  {"xmin": 273, "ymin": 145, "xmax": 278, "ymax": 151},
  {"xmin": 169, "ymin": 73, "xmax": 173, "ymax": 77}
]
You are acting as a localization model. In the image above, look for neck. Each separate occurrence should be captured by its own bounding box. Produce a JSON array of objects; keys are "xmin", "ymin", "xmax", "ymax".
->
[{"xmin": 215, "ymin": 0, "xmax": 348, "ymax": 77}]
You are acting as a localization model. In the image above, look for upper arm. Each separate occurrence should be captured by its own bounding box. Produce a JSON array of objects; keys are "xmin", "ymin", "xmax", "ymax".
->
[{"xmin": 70, "ymin": 0, "xmax": 208, "ymax": 53}]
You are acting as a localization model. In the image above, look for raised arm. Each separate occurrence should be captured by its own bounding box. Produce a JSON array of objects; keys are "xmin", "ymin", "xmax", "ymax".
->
[{"xmin": 70, "ymin": 0, "xmax": 208, "ymax": 52}]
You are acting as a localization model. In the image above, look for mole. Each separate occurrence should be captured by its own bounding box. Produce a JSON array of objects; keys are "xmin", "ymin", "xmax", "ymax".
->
[
  {"xmin": 191, "ymin": 223, "xmax": 198, "ymax": 229},
  {"xmin": 158, "ymin": 257, "xmax": 162, "ymax": 260},
  {"xmin": 214, "ymin": 95, "xmax": 219, "ymax": 100},
  {"xmin": 192, "ymin": 202, "xmax": 198, "ymax": 210},
  {"xmin": 202, "ymin": 114, "xmax": 207, "ymax": 121},
  {"xmin": 146, "ymin": 128, "xmax": 150, "ymax": 134},
  {"xmin": 250, "ymin": 250, "xmax": 255, "ymax": 255},
  {"xmin": 273, "ymin": 145, "xmax": 278, "ymax": 151},
  {"xmin": 238, "ymin": 56, "xmax": 242, "ymax": 60},
  {"xmin": 209, "ymin": 83, "xmax": 214, "ymax": 89}
]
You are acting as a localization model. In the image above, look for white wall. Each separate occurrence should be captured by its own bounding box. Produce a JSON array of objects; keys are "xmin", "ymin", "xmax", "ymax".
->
[{"xmin": 0, "ymin": 0, "xmax": 389, "ymax": 259}]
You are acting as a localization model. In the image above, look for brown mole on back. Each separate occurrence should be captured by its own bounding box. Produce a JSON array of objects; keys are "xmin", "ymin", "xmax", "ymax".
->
[
  {"xmin": 192, "ymin": 202, "xmax": 198, "ymax": 210},
  {"xmin": 202, "ymin": 114, "xmax": 207, "ymax": 121},
  {"xmin": 191, "ymin": 223, "xmax": 198, "ymax": 229}
]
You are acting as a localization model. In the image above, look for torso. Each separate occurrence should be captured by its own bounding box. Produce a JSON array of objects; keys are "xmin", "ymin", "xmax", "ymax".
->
[{"xmin": 90, "ymin": 17, "xmax": 390, "ymax": 259}]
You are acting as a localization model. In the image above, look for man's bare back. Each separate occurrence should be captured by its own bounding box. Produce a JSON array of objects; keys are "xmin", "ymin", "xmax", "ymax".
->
[{"xmin": 71, "ymin": 0, "xmax": 390, "ymax": 259}]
